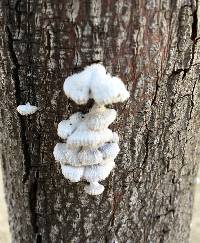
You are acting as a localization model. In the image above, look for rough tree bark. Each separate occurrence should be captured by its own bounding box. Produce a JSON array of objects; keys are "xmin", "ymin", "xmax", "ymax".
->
[{"xmin": 0, "ymin": 0, "xmax": 200, "ymax": 242}]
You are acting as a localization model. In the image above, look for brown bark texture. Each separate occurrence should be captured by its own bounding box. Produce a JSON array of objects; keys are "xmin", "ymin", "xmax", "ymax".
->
[{"xmin": 0, "ymin": 0, "xmax": 200, "ymax": 243}]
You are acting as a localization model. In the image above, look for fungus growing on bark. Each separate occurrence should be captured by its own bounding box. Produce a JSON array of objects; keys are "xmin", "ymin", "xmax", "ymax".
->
[
  {"xmin": 54, "ymin": 64, "xmax": 129, "ymax": 195},
  {"xmin": 17, "ymin": 102, "xmax": 38, "ymax": 115},
  {"xmin": 57, "ymin": 112, "xmax": 84, "ymax": 139},
  {"xmin": 63, "ymin": 64, "xmax": 129, "ymax": 105}
]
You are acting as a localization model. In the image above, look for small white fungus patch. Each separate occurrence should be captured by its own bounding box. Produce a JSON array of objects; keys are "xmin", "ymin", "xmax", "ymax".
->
[{"xmin": 17, "ymin": 102, "xmax": 38, "ymax": 115}]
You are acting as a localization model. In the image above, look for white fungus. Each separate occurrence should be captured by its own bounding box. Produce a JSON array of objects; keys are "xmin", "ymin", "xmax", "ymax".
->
[
  {"xmin": 78, "ymin": 148, "xmax": 103, "ymax": 166},
  {"xmin": 111, "ymin": 132, "xmax": 120, "ymax": 143},
  {"xmin": 54, "ymin": 63, "xmax": 129, "ymax": 195},
  {"xmin": 53, "ymin": 143, "xmax": 68, "ymax": 163},
  {"xmin": 63, "ymin": 64, "xmax": 130, "ymax": 105},
  {"xmin": 17, "ymin": 102, "xmax": 38, "ymax": 115},
  {"xmin": 90, "ymin": 76, "xmax": 130, "ymax": 105},
  {"xmin": 67, "ymin": 122, "xmax": 113, "ymax": 148},
  {"xmin": 83, "ymin": 159, "xmax": 115, "ymax": 182},
  {"xmin": 57, "ymin": 112, "xmax": 84, "ymax": 139},
  {"xmin": 99, "ymin": 142, "xmax": 120, "ymax": 160},
  {"xmin": 85, "ymin": 104, "xmax": 117, "ymax": 131},
  {"xmin": 61, "ymin": 164, "xmax": 84, "ymax": 182},
  {"xmin": 84, "ymin": 181, "xmax": 105, "ymax": 195},
  {"xmin": 64, "ymin": 146, "xmax": 81, "ymax": 166}
]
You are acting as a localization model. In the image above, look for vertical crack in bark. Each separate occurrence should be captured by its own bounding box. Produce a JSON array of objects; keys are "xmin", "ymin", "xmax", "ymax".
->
[
  {"xmin": 5, "ymin": 26, "xmax": 32, "ymax": 183},
  {"xmin": 142, "ymin": 125, "xmax": 150, "ymax": 166},
  {"xmin": 46, "ymin": 30, "xmax": 51, "ymax": 59},
  {"xmin": 29, "ymin": 172, "xmax": 38, "ymax": 232},
  {"xmin": 189, "ymin": 2, "xmax": 198, "ymax": 68},
  {"xmin": 29, "ymin": 170, "xmax": 42, "ymax": 242},
  {"xmin": 189, "ymin": 78, "xmax": 197, "ymax": 121},
  {"xmin": 15, "ymin": 0, "xmax": 22, "ymax": 37},
  {"xmin": 188, "ymin": 1, "xmax": 198, "ymax": 120},
  {"xmin": 191, "ymin": 7, "xmax": 197, "ymax": 40},
  {"xmin": 5, "ymin": 26, "xmax": 21, "ymax": 105},
  {"xmin": 170, "ymin": 4, "xmax": 198, "ymax": 80},
  {"xmin": 151, "ymin": 72, "xmax": 160, "ymax": 106}
]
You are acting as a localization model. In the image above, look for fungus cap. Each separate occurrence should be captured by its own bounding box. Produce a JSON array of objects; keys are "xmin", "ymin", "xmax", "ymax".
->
[
  {"xmin": 63, "ymin": 64, "xmax": 129, "ymax": 105},
  {"xmin": 85, "ymin": 105, "xmax": 117, "ymax": 131},
  {"xmin": 63, "ymin": 68, "xmax": 92, "ymax": 105},
  {"xmin": 78, "ymin": 148, "xmax": 103, "ymax": 166},
  {"xmin": 84, "ymin": 181, "xmax": 104, "ymax": 195},
  {"xmin": 53, "ymin": 143, "xmax": 67, "ymax": 163},
  {"xmin": 99, "ymin": 142, "xmax": 120, "ymax": 160},
  {"xmin": 61, "ymin": 164, "xmax": 84, "ymax": 182},
  {"xmin": 83, "ymin": 159, "xmax": 115, "ymax": 182},
  {"xmin": 67, "ymin": 122, "xmax": 113, "ymax": 148},
  {"xmin": 90, "ymin": 75, "xmax": 130, "ymax": 105},
  {"xmin": 17, "ymin": 102, "xmax": 38, "ymax": 115},
  {"xmin": 57, "ymin": 112, "xmax": 84, "ymax": 139}
]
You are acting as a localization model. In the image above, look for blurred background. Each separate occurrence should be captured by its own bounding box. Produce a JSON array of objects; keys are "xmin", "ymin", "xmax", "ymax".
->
[{"xmin": 0, "ymin": 165, "xmax": 199, "ymax": 243}]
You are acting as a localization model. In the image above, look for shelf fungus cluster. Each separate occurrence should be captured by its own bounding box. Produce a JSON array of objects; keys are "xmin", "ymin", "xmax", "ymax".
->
[{"xmin": 54, "ymin": 64, "xmax": 129, "ymax": 195}]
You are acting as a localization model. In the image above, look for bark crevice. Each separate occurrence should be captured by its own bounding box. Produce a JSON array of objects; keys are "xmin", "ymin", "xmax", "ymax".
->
[{"xmin": 6, "ymin": 25, "xmax": 32, "ymax": 183}]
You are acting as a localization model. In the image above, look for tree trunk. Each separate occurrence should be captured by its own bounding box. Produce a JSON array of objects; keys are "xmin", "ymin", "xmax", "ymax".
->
[{"xmin": 0, "ymin": 0, "xmax": 200, "ymax": 242}]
